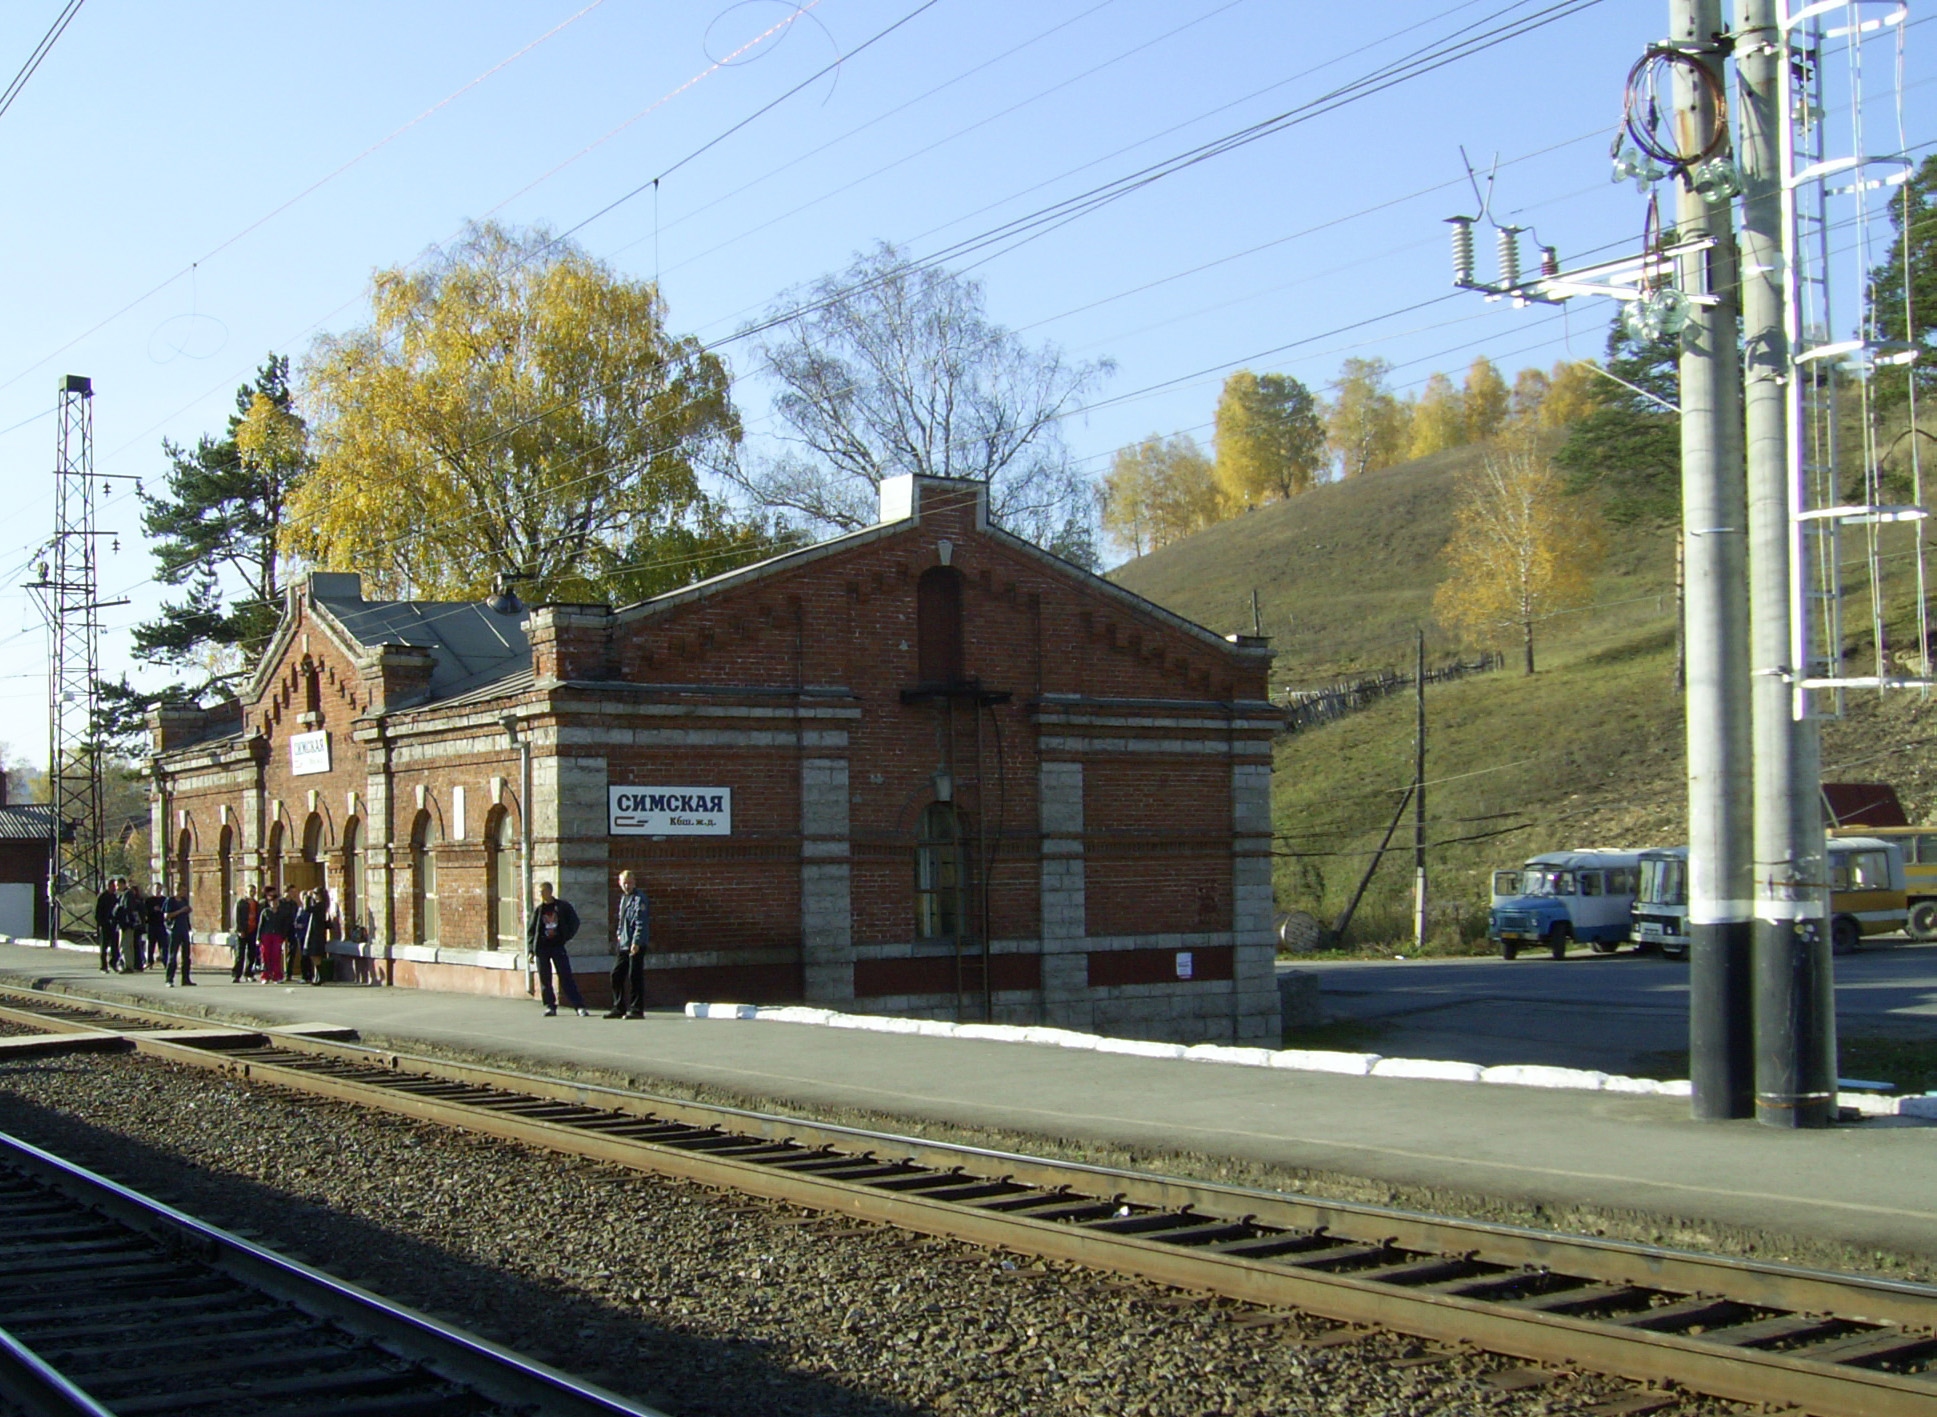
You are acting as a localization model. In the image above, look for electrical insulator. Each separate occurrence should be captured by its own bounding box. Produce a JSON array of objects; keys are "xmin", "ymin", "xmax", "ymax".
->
[
  {"xmin": 1445, "ymin": 217, "xmax": 1476, "ymax": 287},
  {"xmin": 1539, "ymin": 246, "xmax": 1559, "ymax": 278},
  {"xmin": 1496, "ymin": 226, "xmax": 1522, "ymax": 291}
]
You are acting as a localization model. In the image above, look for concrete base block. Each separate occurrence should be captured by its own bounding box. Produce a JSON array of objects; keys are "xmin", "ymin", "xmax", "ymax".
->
[{"xmin": 1278, "ymin": 969, "xmax": 1322, "ymax": 1028}]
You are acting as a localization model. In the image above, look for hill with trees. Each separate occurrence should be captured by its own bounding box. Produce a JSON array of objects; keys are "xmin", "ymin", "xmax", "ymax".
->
[{"xmin": 1108, "ymin": 429, "xmax": 1937, "ymax": 952}]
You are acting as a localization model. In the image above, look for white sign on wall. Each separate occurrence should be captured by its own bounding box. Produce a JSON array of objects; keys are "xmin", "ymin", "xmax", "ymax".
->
[
  {"xmin": 289, "ymin": 730, "xmax": 331, "ymax": 777},
  {"xmin": 609, "ymin": 786, "xmax": 731, "ymax": 836}
]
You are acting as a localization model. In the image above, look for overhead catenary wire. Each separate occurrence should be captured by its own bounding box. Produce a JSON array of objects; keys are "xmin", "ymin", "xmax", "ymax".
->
[
  {"xmin": 0, "ymin": 0, "xmax": 615, "ymax": 399},
  {"xmin": 0, "ymin": 0, "xmax": 84, "ymax": 125}
]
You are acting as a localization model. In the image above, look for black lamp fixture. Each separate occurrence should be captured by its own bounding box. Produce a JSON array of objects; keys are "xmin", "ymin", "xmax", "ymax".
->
[{"xmin": 487, "ymin": 573, "xmax": 529, "ymax": 617}]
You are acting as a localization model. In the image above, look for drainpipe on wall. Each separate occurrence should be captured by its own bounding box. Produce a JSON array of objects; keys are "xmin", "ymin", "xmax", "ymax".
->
[{"xmin": 503, "ymin": 714, "xmax": 533, "ymax": 995}]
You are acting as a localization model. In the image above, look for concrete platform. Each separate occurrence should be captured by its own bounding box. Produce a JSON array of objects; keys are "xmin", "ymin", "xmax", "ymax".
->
[{"xmin": 0, "ymin": 939, "xmax": 1930, "ymax": 1266}]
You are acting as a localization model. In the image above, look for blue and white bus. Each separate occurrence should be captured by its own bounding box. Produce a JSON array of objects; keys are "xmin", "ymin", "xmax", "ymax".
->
[
  {"xmin": 1489, "ymin": 849, "xmax": 1644, "ymax": 960},
  {"xmin": 1630, "ymin": 847, "xmax": 1688, "ymax": 958}
]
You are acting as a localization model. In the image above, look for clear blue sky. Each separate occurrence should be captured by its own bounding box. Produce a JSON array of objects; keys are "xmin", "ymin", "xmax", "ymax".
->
[{"xmin": 0, "ymin": 0, "xmax": 1928, "ymax": 767}]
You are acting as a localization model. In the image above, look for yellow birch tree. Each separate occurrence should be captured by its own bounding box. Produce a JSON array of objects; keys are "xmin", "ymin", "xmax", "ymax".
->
[
  {"xmin": 1326, "ymin": 357, "xmax": 1412, "ymax": 477},
  {"xmin": 1100, "ymin": 433, "xmax": 1220, "ymax": 556},
  {"xmin": 1535, "ymin": 360, "xmax": 1604, "ymax": 428},
  {"xmin": 285, "ymin": 221, "xmax": 742, "ymax": 602},
  {"xmin": 1408, "ymin": 372, "xmax": 1466, "ymax": 459},
  {"xmin": 1212, "ymin": 369, "xmax": 1325, "ymax": 506},
  {"xmin": 1462, "ymin": 356, "xmax": 1511, "ymax": 444},
  {"xmin": 1433, "ymin": 437, "xmax": 1602, "ymax": 674}
]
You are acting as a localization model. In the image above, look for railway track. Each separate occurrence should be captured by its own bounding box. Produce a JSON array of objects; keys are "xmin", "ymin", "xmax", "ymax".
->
[
  {"xmin": 0, "ymin": 984, "xmax": 1932, "ymax": 1417},
  {"xmin": 0, "ymin": 1122, "xmax": 664, "ymax": 1416}
]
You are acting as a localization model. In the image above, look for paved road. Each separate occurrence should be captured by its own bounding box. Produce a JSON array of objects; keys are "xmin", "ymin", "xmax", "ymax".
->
[{"xmin": 1284, "ymin": 940, "xmax": 1937, "ymax": 1075}]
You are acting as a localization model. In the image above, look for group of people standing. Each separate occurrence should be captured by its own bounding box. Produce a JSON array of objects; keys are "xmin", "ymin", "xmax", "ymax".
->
[
  {"xmin": 229, "ymin": 884, "xmax": 333, "ymax": 985},
  {"xmin": 92, "ymin": 878, "xmax": 194, "ymax": 986},
  {"xmin": 89, "ymin": 869, "xmax": 653, "ymax": 1015}
]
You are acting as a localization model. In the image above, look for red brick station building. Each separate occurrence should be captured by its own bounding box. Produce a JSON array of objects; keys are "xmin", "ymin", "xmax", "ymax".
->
[{"xmin": 150, "ymin": 476, "xmax": 1281, "ymax": 1043}]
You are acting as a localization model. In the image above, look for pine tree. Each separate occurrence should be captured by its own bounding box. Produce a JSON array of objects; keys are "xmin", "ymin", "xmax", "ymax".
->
[
  {"xmin": 1552, "ymin": 321, "xmax": 1681, "ymax": 523},
  {"xmin": 1868, "ymin": 151, "xmax": 1937, "ymax": 407},
  {"xmin": 97, "ymin": 355, "xmax": 312, "ymax": 751},
  {"xmin": 137, "ymin": 354, "xmax": 308, "ymax": 674}
]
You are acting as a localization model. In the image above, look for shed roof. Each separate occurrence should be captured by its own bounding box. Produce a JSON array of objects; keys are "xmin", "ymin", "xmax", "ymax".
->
[{"xmin": 0, "ymin": 803, "xmax": 66, "ymax": 842}]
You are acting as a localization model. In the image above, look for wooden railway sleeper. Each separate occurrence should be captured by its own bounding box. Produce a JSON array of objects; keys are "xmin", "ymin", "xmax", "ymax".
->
[
  {"xmin": 0, "ymin": 1283, "xmax": 241, "ymax": 1329},
  {"xmin": 1787, "ymin": 1328, "xmax": 1937, "ymax": 1369},
  {"xmin": 104, "ymin": 1365, "xmax": 438, "ymax": 1415},
  {"xmin": 1700, "ymin": 1313, "xmax": 1853, "ymax": 1349},
  {"xmin": 1082, "ymin": 1210, "xmax": 1213, "ymax": 1237},
  {"xmin": 1141, "ymin": 1221, "xmax": 1261, "ymax": 1247},
  {"xmin": 41, "ymin": 1317, "xmax": 334, "ymax": 1363},
  {"xmin": 864, "ymin": 1170, "xmax": 975, "ymax": 1194},
  {"xmin": 966, "ymin": 1189, "xmax": 1084, "ymax": 1214},
  {"xmin": 1613, "ymin": 1296, "xmax": 1760, "ymax": 1334},
  {"xmin": 1506, "ymin": 1282, "xmax": 1661, "ymax": 1317}
]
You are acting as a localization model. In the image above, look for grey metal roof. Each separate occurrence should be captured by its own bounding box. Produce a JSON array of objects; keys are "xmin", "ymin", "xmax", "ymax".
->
[
  {"xmin": 0, "ymin": 803, "xmax": 65, "ymax": 842},
  {"xmin": 315, "ymin": 593, "xmax": 532, "ymax": 702}
]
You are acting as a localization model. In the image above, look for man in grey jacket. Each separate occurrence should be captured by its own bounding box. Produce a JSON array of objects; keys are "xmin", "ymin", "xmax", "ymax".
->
[{"xmin": 608, "ymin": 869, "xmax": 649, "ymax": 1018}]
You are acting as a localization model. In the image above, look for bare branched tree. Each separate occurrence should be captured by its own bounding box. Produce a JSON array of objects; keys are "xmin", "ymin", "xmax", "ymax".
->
[{"xmin": 735, "ymin": 243, "xmax": 1112, "ymax": 564}]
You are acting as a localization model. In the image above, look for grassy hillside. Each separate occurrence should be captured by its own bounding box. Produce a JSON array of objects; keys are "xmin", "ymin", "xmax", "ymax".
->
[
  {"xmin": 1113, "ymin": 444, "xmax": 1676, "ymax": 690},
  {"xmin": 1109, "ymin": 449, "xmax": 1937, "ymax": 951}
]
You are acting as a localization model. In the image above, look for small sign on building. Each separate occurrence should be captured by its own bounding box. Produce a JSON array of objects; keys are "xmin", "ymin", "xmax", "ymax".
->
[
  {"xmin": 610, "ymin": 786, "xmax": 731, "ymax": 836},
  {"xmin": 289, "ymin": 730, "xmax": 331, "ymax": 777}
]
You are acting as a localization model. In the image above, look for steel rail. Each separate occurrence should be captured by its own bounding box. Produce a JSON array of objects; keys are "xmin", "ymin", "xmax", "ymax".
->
[
  {"xmin": 0, "ymin": 985, "xmax": 1933, "ymax": 1416},
  {"xmin": 0, "ymin": 1125, "xmax": 669, "ymax": 1417}
]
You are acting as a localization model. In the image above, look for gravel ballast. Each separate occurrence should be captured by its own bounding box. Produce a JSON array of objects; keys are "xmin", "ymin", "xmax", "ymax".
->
[{"xmin": 0, "ymin": 1052, "xmax": 1736, "ymax": 1417}]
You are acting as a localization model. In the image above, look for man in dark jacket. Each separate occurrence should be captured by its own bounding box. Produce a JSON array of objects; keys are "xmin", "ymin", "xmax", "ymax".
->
[
  {"xmin": 113, "ymin": 884, "xmax": 147, "ymax": 972},
  {"xmin": 608, "ymin": 870, "xmax": 649, "ymax": 1018},
  {"xmin": 162, "ymin": 887, "xmax": 193, "ymax": 987},
  {"xmin": 299, "ymin": 887, "xmax": 330, "ymax": 985},
  {"xmin": 528, "ymin": 881, "xmax": 586, "ymax": 1017},
  {"xmin": 231, "ymin": 888, "xmax": 259, "ymax": 982},
  {"xmin": 94, "ymin": 879, "xmax": 121, "ymax": 972}
]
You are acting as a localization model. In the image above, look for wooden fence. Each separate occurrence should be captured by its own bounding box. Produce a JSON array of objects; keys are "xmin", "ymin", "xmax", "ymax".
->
[{"xmin": 1279, "ymin": 652, "xmax": 1502, "ymax": 733}]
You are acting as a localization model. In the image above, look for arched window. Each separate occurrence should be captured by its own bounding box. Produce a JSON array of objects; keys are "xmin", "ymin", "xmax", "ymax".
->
[
  {"xmin": 341, "ymin": 817, "xmax": 362, "ymax": 941},
  {"xmin": 265, "ymin": 819, "xmax": 285, "ymax": 894},
  {"xmin": 175, "ymin": 828, "xmax": 192, "ymax": 900},
  {"xmin": 412, "ymin": 811, "xmax": 439, "ymax": 948},
  {"xmin": 300, "ymin": 811, "xmax": 326, "ymax": 895},
  {"xmin": 486, "ymin": 807, "xmax": 519, "ymax": 951},
  {"xmin": 917, "ymin": 566, "xmax": 965, "ymax": 685},
  {"xmin": 914, "ymin": 803, "xmax": 963, "ymax": 940},
  {"xmin": 217, "ymin": 825, "xmax": 233, "ymax": 927}
]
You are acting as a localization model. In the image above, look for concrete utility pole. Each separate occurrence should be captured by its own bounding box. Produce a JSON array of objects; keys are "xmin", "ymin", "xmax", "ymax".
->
[
  {"xmin": 1735, "ymin": 0, "xmax": 1835, "ymax": 1128},
  {"xmin": 1673, "ymin": 0, "xmax": 1755, "ymax": 1120}
]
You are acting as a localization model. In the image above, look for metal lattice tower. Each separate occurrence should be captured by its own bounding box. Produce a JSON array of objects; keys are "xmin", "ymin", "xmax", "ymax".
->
[{"xmin": 39, "ymin": 375, "xmax": 103, "ymax": 941}]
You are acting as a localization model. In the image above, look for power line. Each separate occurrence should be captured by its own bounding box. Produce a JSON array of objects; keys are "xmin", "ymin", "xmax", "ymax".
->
[
  {"xmin": 550, "ymin": 0, "xmax": 946, "ymax": 251},
  {"xmin": 0, "ymin": 0, "xmax": 612, "ymax": 399},
  {"xmin": 0, "ymin": 0, "xmax": 84, "ymax": 125}
]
